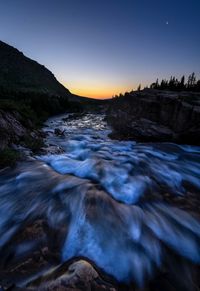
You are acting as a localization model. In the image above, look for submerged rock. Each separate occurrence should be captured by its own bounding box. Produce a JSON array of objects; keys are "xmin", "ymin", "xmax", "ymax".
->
[{"xmin": 54, "ymin": 128, "xmax": 66, "ymax": 136}]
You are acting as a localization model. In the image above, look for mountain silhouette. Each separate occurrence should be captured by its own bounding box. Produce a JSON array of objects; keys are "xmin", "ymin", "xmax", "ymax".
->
[{"xmin": 0, "ymin": 40, "xmax": 72, "ymax": 98}]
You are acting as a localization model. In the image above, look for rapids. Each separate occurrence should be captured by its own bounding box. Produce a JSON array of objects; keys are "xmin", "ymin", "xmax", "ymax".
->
[{"xmin": 0, "ymin": 113, "xmax": 200, "ymax": 287}]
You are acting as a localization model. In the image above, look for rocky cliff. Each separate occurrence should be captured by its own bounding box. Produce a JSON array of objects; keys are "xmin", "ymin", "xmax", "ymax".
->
[{"xmin": 107, "ymin": 89, "xmax": 200, "ymax": 144}]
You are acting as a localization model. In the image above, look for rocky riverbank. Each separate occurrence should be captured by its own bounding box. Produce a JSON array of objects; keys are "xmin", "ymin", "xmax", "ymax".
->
[
  {"xmin": 0, "ymin": 108, "xmax": 47, "ymax": 168},
  {"xmin": 107, "ymin": 89, "xmax": 200, "ymax": 144}
]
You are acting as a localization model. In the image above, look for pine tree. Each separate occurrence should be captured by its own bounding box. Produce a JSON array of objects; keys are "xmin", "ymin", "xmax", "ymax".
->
[
  {"xmin": 180, "ymin": 75, "xmax": 185, "ymax": 89},
  {"xmin": 187, "ymin": 73, "xmax": 196, "ymax": 89}
]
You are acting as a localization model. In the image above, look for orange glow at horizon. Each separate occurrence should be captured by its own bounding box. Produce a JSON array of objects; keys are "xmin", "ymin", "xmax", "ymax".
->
[
  {"xmin": 62, "ymin": 82, "xmax": 138, "ymax": 99},
  {"xmin": 69, "ymin": 87, "xmax": 113, "ymax": 99}
]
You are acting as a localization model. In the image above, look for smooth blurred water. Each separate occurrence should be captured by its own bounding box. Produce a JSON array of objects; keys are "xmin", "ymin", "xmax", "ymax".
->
[{"xmin": 0, "ymin": 113, "xmax": 200, "ymax": 286}]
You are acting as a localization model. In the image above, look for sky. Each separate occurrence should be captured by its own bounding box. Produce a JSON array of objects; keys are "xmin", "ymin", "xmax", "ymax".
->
[{"xmin": 0, "ymin": 0, "xmax": 199, "ymax": 99}]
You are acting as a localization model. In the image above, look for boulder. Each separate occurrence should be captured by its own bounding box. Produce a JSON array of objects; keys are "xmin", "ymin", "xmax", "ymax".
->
[{"xmin": 27, "ymin": 260, "xmax": 117, "ymax": 291}]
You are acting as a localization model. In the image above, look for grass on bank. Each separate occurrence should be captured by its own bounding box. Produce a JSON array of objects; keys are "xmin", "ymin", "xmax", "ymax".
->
[
  {"xmin": 0, "ymin": 148, "xmax": 21, "ymax": 168},
  {"xmin": 21, "ymin": 136, "xmax": 45, "ymax": 153}
]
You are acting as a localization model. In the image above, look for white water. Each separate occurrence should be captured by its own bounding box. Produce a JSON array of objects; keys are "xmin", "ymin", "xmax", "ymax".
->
[{"xmin": 0, "ymin": 113, "xmax": 200, "ymax": 286}]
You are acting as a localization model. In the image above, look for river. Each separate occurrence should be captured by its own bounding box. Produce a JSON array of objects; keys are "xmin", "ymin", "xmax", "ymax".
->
[{"xmin": 0, "ymin": 113, "xmax": 200, "ymax": 288}]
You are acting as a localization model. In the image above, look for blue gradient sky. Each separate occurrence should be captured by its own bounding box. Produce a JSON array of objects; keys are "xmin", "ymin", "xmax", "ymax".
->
[{"xmin": 0, "ymin": 0, "xmax": 199, "ymax": 98}]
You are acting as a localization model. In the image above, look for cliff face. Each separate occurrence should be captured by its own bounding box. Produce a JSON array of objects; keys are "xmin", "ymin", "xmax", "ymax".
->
[{"xmin": 107, "ymin": 89, "xmax": 200, "ymax": 144}]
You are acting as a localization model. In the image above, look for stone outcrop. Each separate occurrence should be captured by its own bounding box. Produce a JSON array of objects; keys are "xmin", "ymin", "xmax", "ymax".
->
[
  {"xmin": 107, "ymin": 89, "xmax": 200, "ymax": 144},
  {"xmin": 0, "ymin": 109, "xmax": 27, "ymax": 150}
]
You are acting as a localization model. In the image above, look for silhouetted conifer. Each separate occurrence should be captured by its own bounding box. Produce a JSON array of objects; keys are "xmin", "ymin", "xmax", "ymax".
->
[
  {"xmin": 149, "ymin": 73, "xmax": 200, "ymax": 92},
  {"xmin": 180, "ymin": 75, "xmax": 185, "ymax": 89}
]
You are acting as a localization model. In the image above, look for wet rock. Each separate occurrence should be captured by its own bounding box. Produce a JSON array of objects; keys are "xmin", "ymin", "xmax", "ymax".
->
[
  {"xmin": 62, "ymin": 113, "xmax": 86, "ymax": 122},
  {"xmin": 54, "ymin": 128, "xmax": 65, "ymax": 136},
  {"xmin": 41, "ymin": 144, "xmax": 65, "ymax": 155},
  {"xmin": 27, "ymin": 260, "xmax": 117, "ymax": 291}
]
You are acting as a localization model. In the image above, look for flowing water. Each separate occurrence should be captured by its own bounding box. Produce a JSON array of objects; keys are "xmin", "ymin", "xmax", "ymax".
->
[{"xmin": 0, "ymin": 113, "xmax": 200, "ymax": 287}]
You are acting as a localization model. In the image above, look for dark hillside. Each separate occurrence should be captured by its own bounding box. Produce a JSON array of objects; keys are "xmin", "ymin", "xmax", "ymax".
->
[{"xmin": 0, "ymin": 40, "xmax": 71, "ymax": 97}]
